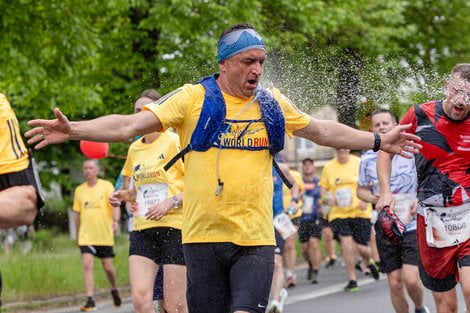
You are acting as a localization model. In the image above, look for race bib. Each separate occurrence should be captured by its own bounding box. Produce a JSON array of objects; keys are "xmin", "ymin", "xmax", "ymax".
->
[
  {"xmin": 135, "ymin": 183, "xmax": 169, "ymax": 217},
  {"xmin": 274, "ymin": 213, "xmax": 297, "ymax": 239},
  {"xmin": 425, "ymin": 203, "xmax": 470, "ymax": 248},
  {"xmin": 335, "ymin": 187, "xmax": 352, "ymax": 208},
  {"xmin": 393, "ymin": 194, "xmax": 414, "ymax": 225},
  {"xmin": 302, "ymin": 196, "xmax": 314, "ymax": 214}
]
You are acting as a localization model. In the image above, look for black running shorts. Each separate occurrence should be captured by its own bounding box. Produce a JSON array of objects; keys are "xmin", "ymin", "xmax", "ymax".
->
[
  {"xmin": 183, "ymin": 243, "xmax": 274, "ymax": 313},
  {"xmin": 331, "ymin": 218, "xmax": 371, "ymax": 245},
  {"xmin": 376, "ymin": 230, "xmax": 419, "ymax": 273},
  {"xmin": 0, "ymin": 157, "xmax": 44, "ymax": 209},
  {"xmin": 298, "ymin": 219, "xmax": 323, "ymax": 242},
  {"xmin": 129, "ymin": 227, "xmax": 185, "ymax": 265},
  {"xmin": 80, "ymin": 245, "xmax": 115, "ymax": 259}
]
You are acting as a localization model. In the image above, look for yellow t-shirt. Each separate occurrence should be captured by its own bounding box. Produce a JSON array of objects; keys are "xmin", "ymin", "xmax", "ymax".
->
[
  {"xmin": 73, "ymin": 179, "xmax": 115, "ymax": 246},
  {"xmin": 121, "ymin": 131, "xmax": 184, "ymax": 231},
  {"xmin": 319, "ymin": 155, "xmax": 371, "ymax": 222},
  {"xmin": 283, "ymin": 169, "xmax": 304, "ymax": 219},
  {"xmin": 144, "ymin": 83, "xmax": 311, "ymax": 245},
  {"xmin": 0, "ymin": 93, "xmax": 29, "ymax": 174}
]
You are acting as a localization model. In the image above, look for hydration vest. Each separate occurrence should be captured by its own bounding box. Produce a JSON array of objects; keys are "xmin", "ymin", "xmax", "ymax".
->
[{"xmin": 164, "ymin": 74, "xmax": 292, "ymax": 188}]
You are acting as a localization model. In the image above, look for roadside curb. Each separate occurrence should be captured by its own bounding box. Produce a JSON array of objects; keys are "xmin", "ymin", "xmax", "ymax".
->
[{"xmin": 2, "ymin": 286, "xmax": 130, "ymax": 312}]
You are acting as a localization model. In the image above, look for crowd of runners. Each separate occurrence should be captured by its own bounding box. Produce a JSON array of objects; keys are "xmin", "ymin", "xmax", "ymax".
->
[{"xmin": 0, "ymin": 22, "xmax": 468, "ymax": 313}]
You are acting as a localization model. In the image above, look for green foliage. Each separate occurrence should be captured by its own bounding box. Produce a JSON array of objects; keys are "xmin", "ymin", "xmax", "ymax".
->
[{"xmin": 0, "ymin": 234, "xmax": 130, "ymax": 302}]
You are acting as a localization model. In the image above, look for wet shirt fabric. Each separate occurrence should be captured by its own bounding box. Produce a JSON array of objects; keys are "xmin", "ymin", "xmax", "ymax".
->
[
  {"xmin": 358, "ymin": 150, "xmax": 418, "ymax": 230},
  {"xmin": 319, "ymin": 155, "xmax": 371, "ymax": 222},
  {"xmin": 0, "ymin": 94, "xmax": 29, "ymax": 174},
  {"xmin": 121, "ymin": 131, "xmax": 184, "ymax": 231},
  {"xmin": 144, "ymin": 83, "xmax": 311, "ymax": 246},
  {"xmin": 301, "ymin": 177, "xmax": 321, "ymax": 222},
  {"xmin": 400, "ymin": 100, "xmax": 470, "ymax": 208},
  {"xmin": 73, "ymin": 179, "xmax": 115, "ymax": 246}
]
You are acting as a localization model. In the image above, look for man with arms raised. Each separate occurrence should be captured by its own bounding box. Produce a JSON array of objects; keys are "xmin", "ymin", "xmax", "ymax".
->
[
  {"xmin": 377, "ymin": 64, "xmax": 470, "ymax": 313},
  {"xmin": 27, "ymin": 23, "xmax": 420, "ymax": 313}
]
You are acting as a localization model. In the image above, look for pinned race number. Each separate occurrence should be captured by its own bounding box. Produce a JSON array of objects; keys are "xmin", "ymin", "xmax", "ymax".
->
[
  {"xmin": 135, "ymin": 183, "xmax": 169, "ymax": 217},
  {"xmin": 301, "ymin": 196, "xmax": 314, "ymax": 214},
  {"xmin": 425, "ymin": 203, "xmax": 470, "ymax": 248},
  {"xmin": 334, "ymin": 187, "xmax": 353, "ymax": 208},
  {"xmin": 274, "ymin": 213, "xmax": 297, "ymax": 239}
]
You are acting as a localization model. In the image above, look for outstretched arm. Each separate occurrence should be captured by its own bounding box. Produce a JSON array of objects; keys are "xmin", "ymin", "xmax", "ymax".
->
[
  {"xmin": 26, "ymin": 108, "xmax": 162, "ymax": 149},
  {"xmin": 293, "ymin": 118, "xmax": 421, "ymax": 158}
]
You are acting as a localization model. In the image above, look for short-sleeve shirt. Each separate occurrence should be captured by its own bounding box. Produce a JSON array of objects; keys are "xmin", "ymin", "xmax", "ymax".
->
[
  {"xmin": 400, "ymin": 100, "xmax": 470, "ymax": 208},
  {"xmin": 73, "ymin": 179, "xmax": 115, "ymax": 246},
  {"xmin": 358, "ymin": 150, "xmax": 418, "ymax": 230},
  {"xmin": 121, "ymin": 130, "xmax": 184, "ymax": 231},
  {"xmin": 144, "ymin": 83, "xmax": 311, "ymax": 246},
  {"xmin": 319, "ymin": 155, "xmax": 371, "ymax": 222},
  {"xmin": 0, "ymin": 93, "xmax": 29, "ymax": 175}
]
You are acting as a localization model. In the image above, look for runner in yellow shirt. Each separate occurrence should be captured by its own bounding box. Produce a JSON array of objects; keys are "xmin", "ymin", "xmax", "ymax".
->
[
  {"xmin": 319, "ymin": 149, "xmax": 379, "ymax": 292},
  {"xmin": 27, "ymin": 22, "xmax": 421, "ymax": 313},
  {"xmin": 0, "ymin": 93, "xmax": 44, "ymax": 228},
  {"xmin": 110, "ymin": 91, "xmax": 187, "ymax": 313},
  {"xmin": 73, "ymin": 159, "xmax": 121, "ymax": 312}
]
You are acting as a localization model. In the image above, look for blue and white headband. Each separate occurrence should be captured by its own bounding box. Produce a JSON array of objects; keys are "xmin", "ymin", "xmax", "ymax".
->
[{"xmin": 217, "ymin": 29, "xmax": 266, "ymax": 63}]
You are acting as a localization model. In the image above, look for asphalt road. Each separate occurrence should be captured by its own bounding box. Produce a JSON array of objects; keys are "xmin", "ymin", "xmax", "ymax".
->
[{"xmin": 33, "ymin": 261, "xmax": 466, "ymax": 313}]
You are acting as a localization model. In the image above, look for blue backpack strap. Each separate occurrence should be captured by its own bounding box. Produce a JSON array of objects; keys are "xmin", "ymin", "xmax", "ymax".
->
[
  {"xmin": 258, "ymin": 88, "xmax": 285, "ymax": 155},
  {"xmin": 164, "ymin": 74, "xmax": 225, "ymax": 171},
  {"xmin": 191, "ymin": 74, "xmax": 226, "ymax": 151}
]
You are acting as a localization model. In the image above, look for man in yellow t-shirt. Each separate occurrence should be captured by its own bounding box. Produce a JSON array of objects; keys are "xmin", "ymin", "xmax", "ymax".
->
[
  {"xmin": 0, "ymin": 93, "xmax": 44, "ymax": 229},
  {"xmin": 319, "ymin": 149, "xmax": 379, "ymax": 292},
  {"xmin": 27, "ymin": 23, "xmax": 421, "ymax": 313},
  {"xmin": 73, "ymin": 159, "xmax": 121, "ymax": 312}
]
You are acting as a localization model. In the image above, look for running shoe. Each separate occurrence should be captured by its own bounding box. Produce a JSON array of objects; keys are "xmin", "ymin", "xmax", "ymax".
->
[
  {"xmin": 307, "ymin": 267, "xmax": 314, "ymax": 280},
  {"xmin": 344, "ymin": 280, "xmax": 359, "ymax": 292},
  {"xmin": 280, "ymin": 288, "xmax": 288, "ymax": 307},
  {"xmin": 368, "ymin": 259, "xmax": 380, "ymax": 281},
  {"xmin": 325, "ymin": 257, "xmax": 336, "ymax": 268},
  {"xmin": 80, "ymin": 298, "xmax": 97, "ymax": 312},
  {"xmin": 415, "ymin": 306, "xmax": 431, "ymax": 313},
  {"xmin": 311, "ymin": 269, "xmax": 319, "ymax": 284},
  {"xmin": 285, "ymin": 273, "xmax": 297, "ymax": 289},
  {"xmin": 268, "ymin": 300, "xmax": 282, "ymax": 313},
  {"xmin": 111, "ymin": 289, "xmax": 122, "ymax": 307}
]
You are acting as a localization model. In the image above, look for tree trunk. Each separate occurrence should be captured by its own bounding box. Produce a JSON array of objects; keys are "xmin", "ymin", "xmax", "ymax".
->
[{"xmin": 335, "ymin": 48, "xmax": 363, "ymax": 128}]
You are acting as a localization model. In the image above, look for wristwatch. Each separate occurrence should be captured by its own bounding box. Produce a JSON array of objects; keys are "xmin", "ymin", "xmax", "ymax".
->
[{"xmin": 170, "ymin": 196, "xmax": 180, "ymax": 209}]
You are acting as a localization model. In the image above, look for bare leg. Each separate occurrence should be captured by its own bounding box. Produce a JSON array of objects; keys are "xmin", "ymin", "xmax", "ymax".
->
[
  {"xmin": 129, "ymin": 255, "xmax": 158, "ymax": 313},
  {"xmin": 163, "ymin": 264, "xmax": 188, "ymax": 313},
  {"xmin": 283, "ymin": 233, "xmax": 297, "ymax": 279},
  {"xmin": 270, "ymin": 254, "xmax": 284, "ymax": 302},
  {"xmin": 340, "ymin": 236, "xmax": 357, "ymax": 281},
  {"xmin": 0, "ymin": 186, "xmax": 37, "ymax": 229},
  {"xmin": 369, "ymin": 228, "xmax": 380, "ymax": 262},
  {"xmin": 322, "ymin": 226, "xmax": 336, "ymax": 260},
  {"xmin": 402, "ymin": 264, "xmax": 424, "ymax": 310},
  {"xmin": 101, "ymin": 257, "xmax": 118, "ymax": 290},
  {"xmin": 81, "ymin": 253, "xmax": 95, "ymax": 297},
  {"xmin": 460, "ymin": 266, "xmax": 470, "ymax": 313},
  {"xmin": 387, "ymin": 269, "xmax": 408, "ymax": 313},
  {"xmin": 432, "ymin": 288, "xmax": 458, "ymax": 313}
]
